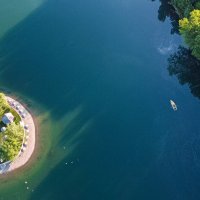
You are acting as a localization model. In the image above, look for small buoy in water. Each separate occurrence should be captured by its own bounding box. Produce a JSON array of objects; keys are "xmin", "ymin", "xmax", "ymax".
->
[
  {"xmin": 65, "ymin": 162, "xmax": 68, "ymax": 165},
  {"xmin": 71, "ymin": 161, "xmax": 74, "ymax": 164},
  {"xmin": 25, "ymin": 181, "xmax": 28, "ymax": 184},
  {"xmin": 27, "ymin": 187, "xmax": 29, "ymax": 190}
]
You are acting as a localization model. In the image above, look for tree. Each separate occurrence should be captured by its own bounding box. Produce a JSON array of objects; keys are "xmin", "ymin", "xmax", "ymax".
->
[
  {"xmin": 0, "ymin": 93, "xmax": 9, "ymax": 115},
  {"xmin": 0, "ymin": 93, "xmax": 24, "ymax": 162},
  {"xmin": 179, "ymin": 9, "xmax": 200, "ymax": 59},
  {"xmin": 171, "ymin": 0, "xmax": 194, "ymax": 17},
  {"xmin": 0, "ymin": 123, "xmax": 24, "ymax": 162}
]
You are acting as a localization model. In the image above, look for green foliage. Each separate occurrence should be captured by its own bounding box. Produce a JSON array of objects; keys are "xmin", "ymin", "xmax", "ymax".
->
[
  {"xmin": 171, "ymin": 0, "xmax": 194, "ymax": 17},
  {"xmin": 0, "ymin": 93, "xmax": 9, "ymax": 116},
  {"xmin": 196, "ymin": 2, "xmax": 200, "ymax": 10},
  {"xmin": 0, "ymin": 123, "xmax": 24, "ymax": 161},
  {"xmin": 0, "ymin": 93, "xmax": 24, "ymax": 162},
  {"xmin": 179, "ymin": 9, "xmax": 200, "ymax": 59},
  {"xmin": 0, "ymin": 93, "xmax": 21, "ymax": 123},
  {"xmin": 9, "ymin": 109, "xmax": 21, "ymax": 124}
]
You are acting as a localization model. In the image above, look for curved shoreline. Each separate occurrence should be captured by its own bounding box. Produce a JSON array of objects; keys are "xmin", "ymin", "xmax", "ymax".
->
[{"xmin": 0, "ymin": 96, "xmax": 36, "ymax": 174}]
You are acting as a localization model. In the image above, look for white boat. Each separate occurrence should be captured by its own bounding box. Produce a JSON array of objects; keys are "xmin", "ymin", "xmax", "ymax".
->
[{"xmin": 170, "ymin": 100, "xmax": 177, "ymax": 111}]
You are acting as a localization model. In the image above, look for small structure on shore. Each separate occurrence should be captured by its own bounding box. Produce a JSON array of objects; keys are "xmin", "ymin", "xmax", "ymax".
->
[
  {"xmin": 1, "ymin": 127, "xmax": 6, "ymax": 132},
  {"xmin": 20, "ymin": 121, "xmax": 24, "ymax": 127},
  {"xmin": 2, "ymin": 113, "xmax": 14, "ymax": 125}
]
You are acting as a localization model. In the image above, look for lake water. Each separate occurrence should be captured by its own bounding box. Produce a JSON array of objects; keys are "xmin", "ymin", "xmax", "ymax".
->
[{"xmin": 1, "ymin": 0, "xmax": 200, "ymax": 199}]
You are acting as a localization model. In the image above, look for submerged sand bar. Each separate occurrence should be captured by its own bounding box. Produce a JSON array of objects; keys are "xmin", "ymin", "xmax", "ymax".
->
[{"xmin": 0, "ymin": 96, "xmax": 35, "ymax": 174}]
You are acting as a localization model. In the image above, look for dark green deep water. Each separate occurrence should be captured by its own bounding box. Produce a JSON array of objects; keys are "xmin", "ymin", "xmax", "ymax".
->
[{"xmin": 1, "ymin": 0, "xmax": 200, "ymax": 199}]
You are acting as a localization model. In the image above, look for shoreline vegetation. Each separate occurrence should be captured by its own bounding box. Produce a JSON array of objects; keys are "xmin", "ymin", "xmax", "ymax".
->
[
  {"xmin": 0, "ymin": 93, "xmax": 24, "ymax": 163},
  {"xmin": 152, "ymin": 0, "xmax": 200, "ymax": 100},
  {"xmin": 154, "ymin": 0, "xmax": 200, "ymax": 60},
  {"xmin": 0, "ymin": 93, "xmax": 36, "ymax": 175}
]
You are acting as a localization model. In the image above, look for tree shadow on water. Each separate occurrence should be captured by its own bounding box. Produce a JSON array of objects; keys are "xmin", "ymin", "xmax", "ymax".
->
[
  {"xmin": 168, "ymin": 46, "xmax": 200, "ymax": 99},
  {"xmin": 152, "ymin": 1, "xmax": 200, "ymax": 99},
  {"xmin": 152, "ymin": 0, "xmax": 180, "ymax": 34}
]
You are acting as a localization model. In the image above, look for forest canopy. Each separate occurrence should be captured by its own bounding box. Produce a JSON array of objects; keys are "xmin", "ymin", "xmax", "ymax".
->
[
  {"xmin": 179, "ymin": 9, "xmax": 200, "ymax": 59},
  {"xmin": 154, "ymin": 0, "xmax": 200, "ymax": 60}
]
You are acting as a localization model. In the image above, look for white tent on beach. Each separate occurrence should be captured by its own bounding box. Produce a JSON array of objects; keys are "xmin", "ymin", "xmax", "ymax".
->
[
  {"xmin": 1, "ymin": 127, "xmax": 6, "ymax": 132},
  {"xmin": 2, "ymin": 113, "xmax": 14, "ymax": 125}
]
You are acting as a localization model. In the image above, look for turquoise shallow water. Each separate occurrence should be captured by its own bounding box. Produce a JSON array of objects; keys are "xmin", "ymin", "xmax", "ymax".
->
[{"xmin": 1, "ymin": 0, "xmax": 200, "ymax": 199}]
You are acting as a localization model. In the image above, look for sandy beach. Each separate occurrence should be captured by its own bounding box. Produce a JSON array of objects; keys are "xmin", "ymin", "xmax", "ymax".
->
[{"xmin": 0, "ymin": 96, "xmax": 35, "ymax": 174}]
